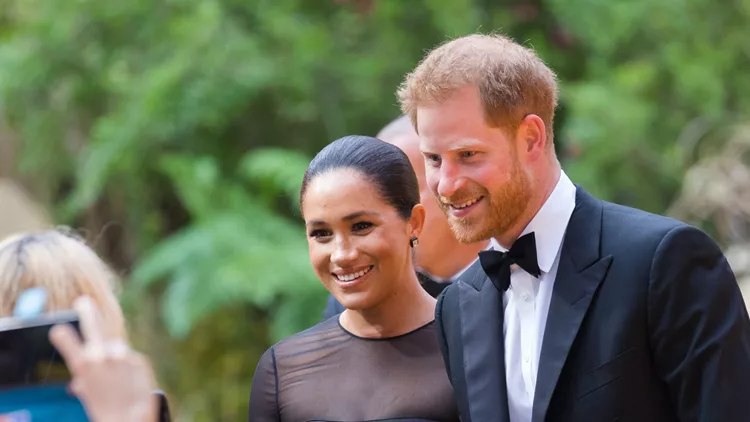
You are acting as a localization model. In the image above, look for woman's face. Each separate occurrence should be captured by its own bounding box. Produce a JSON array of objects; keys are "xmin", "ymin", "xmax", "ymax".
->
[{"xmin": 302, "ymin": 168, "xmax": 424, "ymax": 311}]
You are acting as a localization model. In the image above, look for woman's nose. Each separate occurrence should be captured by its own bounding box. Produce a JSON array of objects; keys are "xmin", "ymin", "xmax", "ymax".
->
[{"xmin": 330, "ymin": 238, "xmax": 358, "ymax": 266}]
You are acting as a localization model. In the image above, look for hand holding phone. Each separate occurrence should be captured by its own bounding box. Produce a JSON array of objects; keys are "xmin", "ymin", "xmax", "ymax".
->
[
  {"xmin": 50, "ymin": 297, "xmax": 159, "ymax": 422},
  {"xmin": 0, "ymin": 309, "xmax": 87, "ymax": 421}
]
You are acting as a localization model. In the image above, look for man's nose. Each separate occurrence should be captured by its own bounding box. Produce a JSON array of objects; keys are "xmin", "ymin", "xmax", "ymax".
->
[{"xmin": 436, "ymin": 161, "xmax": 464, "ymax": 198}]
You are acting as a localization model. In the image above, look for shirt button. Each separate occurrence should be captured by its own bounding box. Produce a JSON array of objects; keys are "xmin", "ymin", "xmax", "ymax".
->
[
  {"xmin": 521, "ymin": 292, "xmax": 531, "ymax": 302},
  {"xmin": 524, "ymin": 355, "xmax": 530, "ymax": 362}
]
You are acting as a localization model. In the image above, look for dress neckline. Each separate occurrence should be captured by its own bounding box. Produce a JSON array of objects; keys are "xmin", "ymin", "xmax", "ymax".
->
[{"xmin": 336, "ymin": 317, "xmax": 435, "ymax": 341}]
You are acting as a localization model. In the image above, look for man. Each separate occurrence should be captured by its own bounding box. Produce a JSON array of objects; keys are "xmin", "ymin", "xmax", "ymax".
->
[
  {"xmin": 397, "ymin": 34, "xmax": 750, "ymax": 422},
  {"xmin": 321, "ymin": 116, "xmax": 494, "ymax": 319}
]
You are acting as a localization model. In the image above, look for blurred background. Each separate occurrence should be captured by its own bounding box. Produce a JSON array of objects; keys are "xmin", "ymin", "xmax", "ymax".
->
[{"xmin": 0, "ymin": 0, "xmax": 748, "ymax": 420}]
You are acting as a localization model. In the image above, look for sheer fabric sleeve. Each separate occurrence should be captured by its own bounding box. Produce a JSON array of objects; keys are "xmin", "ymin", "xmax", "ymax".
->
[{"xmin": 248, "ymin": 347, "xmax": 280, "ymax": 422}]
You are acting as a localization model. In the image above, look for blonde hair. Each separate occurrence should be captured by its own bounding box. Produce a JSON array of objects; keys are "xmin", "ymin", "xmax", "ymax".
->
[
  {"xmin": 397, "ymin": 33, "xmax": 559, "ymax": 144},
  {"xmin": 0, "ymin": 228, "xmax": 127, "ymax": 339}
]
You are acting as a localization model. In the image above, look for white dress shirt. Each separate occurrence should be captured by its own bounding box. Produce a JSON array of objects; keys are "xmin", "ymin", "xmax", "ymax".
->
[{"xmin": 499, "ymin": 171, "xmax": 576, "ymax": 422}]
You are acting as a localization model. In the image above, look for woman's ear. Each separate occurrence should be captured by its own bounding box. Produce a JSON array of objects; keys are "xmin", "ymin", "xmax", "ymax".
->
[{"xmin": 407, "ymin": 204, "xmax": 426, "ymax": 240}]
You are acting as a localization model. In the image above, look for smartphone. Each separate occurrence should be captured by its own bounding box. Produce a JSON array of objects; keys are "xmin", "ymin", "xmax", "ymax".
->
[
  {"xmin": 0, "ymin": 311, "xmax": 80, "ymax": 389},
  {"xmin": 0, "ymin": 312, "xmax": 172, "ymax": 422},
  {"xmin": 0, "ymin": 311, "xmax": 88, "ymax": 421}
]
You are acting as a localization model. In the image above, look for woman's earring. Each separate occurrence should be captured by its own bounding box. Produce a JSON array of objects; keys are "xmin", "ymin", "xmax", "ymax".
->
[{"xmin": 410, "ymin": 237, "xmax": 419, "ymax": 247}]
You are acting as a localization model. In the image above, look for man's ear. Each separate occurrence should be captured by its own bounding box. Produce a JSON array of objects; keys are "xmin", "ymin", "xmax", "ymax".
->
[{"xmin": 517, "ymin": 114, "xmax": 547, "ymax": 158}]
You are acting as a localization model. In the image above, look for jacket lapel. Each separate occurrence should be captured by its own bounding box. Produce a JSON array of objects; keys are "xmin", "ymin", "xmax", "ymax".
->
[
  {"xmin": 532, "ymin": 187, "xmax": 613, "ymax": 422},
  {"xmin": 458, "ymin": 261, "xmax": 511, "ymax": 422}
]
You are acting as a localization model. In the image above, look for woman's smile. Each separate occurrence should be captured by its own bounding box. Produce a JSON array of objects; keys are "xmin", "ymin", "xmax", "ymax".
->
[{"xmin": 333, "ymin": 265, "xmax": 374, "ymax": 288}]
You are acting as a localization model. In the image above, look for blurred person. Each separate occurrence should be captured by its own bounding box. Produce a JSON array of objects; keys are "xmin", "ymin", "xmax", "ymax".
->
[
  {"xmin": 50, "ymin": 296, "xmax": 158, "ymax": 422},
  {"xmin": 0, "ymin": 229, "xmax": 126, "ymax": 340},
  {"xmin": 0, "ymin": 229, "xmax": 170, "ymax": 421},
  {"xmin": 322, "ymin": 116, "xmax": 493, "ymax": 319},
  {"xmin": 249, "ymin": 136, "xmax": 459, "ymax": 421},
  {"xmin": 398, "ymin": 33, "xmax": 750, "ymax": 421}
]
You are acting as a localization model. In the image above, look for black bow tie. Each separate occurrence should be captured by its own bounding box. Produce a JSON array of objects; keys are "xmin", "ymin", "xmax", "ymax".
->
[
  {"xmin": 417, "ymin": 272, "xmax": 449, "ymax": 298},
  {"xmin": 478, "ymin": 232, "xmax": 541, "ymax": 292}
]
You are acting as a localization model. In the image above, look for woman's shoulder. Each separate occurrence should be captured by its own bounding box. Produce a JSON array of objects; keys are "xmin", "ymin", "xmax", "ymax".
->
[
  {"xmin": 262, "ymin": 317, "xmax": 343, "ymax": 363},
  {"xmin": 260, "ymin": 317, "xmax": 439, "ymax": 367}
]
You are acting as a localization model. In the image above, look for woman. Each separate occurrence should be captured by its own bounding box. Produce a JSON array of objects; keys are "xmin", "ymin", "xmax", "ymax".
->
[{"xmin": 249, "ymin": 136, "xmax": 459, "ymax": 421}]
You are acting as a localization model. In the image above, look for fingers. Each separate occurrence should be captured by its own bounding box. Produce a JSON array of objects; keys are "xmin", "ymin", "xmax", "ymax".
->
[
  {"xmin": 48, "ymin": 297, "xmax": 160, "ymax": 422},
  {"xmin": 104, "ymin": 340, "xmax": 131, "ymax": 359},
  {"xmin": 69, "ymin": 377, "xmax": 83, "ymax": 397},
  {"xmin": 52, "ymin": 296, "xmax": 134, "ymax": 373},
  {"xmin": 53, "ymin": 295, "xmax": 110, "ymax": 369},
  {"xmin": 49, "ymin": 323, "xmax": 84, "ymax": 372},
  {"xmin": 74, "ymin": 296, "xmax": 105, "ymax": 357}
]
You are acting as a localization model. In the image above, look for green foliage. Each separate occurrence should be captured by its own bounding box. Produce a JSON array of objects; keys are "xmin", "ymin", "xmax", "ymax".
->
[
  {"xmin": 131, "ymin": 150, "xmax": 324, "ymax": 341},
  {"xmin": 241, "ymin": 148, "xmax": 311, "ymax": 215},
  {"xmin": 549, "ymin": 0, "xmax": 750, "ymax": 211}
]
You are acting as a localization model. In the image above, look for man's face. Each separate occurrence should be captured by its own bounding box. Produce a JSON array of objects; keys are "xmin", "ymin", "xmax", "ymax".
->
[{"xmin": 416, "ymin": 86, "xmax": 532, "ymax": 243}]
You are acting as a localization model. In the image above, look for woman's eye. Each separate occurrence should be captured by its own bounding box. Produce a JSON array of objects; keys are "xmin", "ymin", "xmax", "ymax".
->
[
  {"xmin": 352, "ymin": 222, "xmax": 373, "ymax": 232},
  {"xmin": 309, "ymin": 229, "xmax": 331, "ymax": 238},
  {"xmin": 460, "ymin": 151, "xmax": 477, "ymax": 158}
]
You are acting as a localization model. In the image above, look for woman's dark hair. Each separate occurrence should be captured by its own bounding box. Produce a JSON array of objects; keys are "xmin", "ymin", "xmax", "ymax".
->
[{"xmin": 300, "ymin": 135, "xmax": 420, "ymax": 219}]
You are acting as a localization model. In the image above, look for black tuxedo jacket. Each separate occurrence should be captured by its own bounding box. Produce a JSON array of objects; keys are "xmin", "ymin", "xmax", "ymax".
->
[{"xmin": 436, "ymin": 187, "xmax": 750, "ymax": 421}]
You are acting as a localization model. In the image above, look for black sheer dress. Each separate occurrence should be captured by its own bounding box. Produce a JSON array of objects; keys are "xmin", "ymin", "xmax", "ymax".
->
[{"xmin": 248, "ymin": 316, "xmax": 459, "ymax": 422}]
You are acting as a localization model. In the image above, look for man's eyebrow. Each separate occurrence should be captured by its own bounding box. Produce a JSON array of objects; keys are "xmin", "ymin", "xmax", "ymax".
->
[
  {"xmin": 448, "ymin": 140, "xmax": 483, "ymax": 151},
  {"xmin": 420, "ymin": 139, "xmax": 484, "ymax": 155}
]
